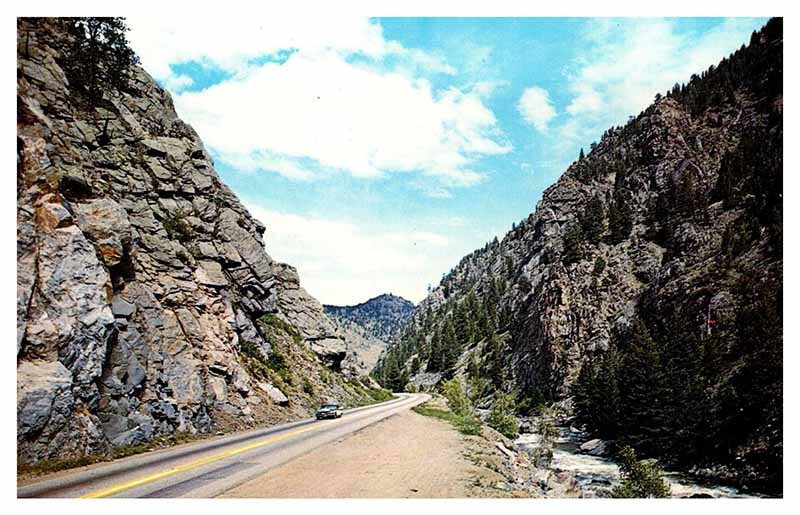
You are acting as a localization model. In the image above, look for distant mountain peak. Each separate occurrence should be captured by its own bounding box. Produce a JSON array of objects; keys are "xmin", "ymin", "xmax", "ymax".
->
[{"xmin": 324, "ymin": 293, "xmax": 415, "ymax": 344}]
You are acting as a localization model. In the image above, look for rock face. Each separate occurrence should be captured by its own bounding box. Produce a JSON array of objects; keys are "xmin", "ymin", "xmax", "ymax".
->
[
  {"xmin": 16, "ymin": 19, "xmax": 367, "ymax": 465},
  {"xmin": 377, "ymin": 19, "xmax": 782, "ymax": 492}
]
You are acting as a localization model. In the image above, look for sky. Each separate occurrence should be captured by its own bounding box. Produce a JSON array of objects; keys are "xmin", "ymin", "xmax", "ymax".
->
[{"xmin": 126, "ymin": 17, "xmax": 767, "ymax": 305}]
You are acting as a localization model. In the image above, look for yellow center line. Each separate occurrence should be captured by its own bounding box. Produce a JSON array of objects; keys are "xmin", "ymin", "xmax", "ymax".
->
[{"xmin": 80, "ymin": 418, "xmax": 341, "ymax": 499}]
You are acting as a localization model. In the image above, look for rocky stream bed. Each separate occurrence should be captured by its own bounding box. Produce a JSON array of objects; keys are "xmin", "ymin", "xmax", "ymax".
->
[{"xmin": 510, "ymin": 424, "xmax": 757, "ymax": 498}]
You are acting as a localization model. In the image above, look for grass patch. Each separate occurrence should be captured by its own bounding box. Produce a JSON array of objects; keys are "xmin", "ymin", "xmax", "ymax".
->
[
  {"xmin": 413, "ymin": 405, "xmax": 483, "ymax": 436},
  {"xmin": 240, "ymin": 339, "xmax": 292, "ymax": 385},
  {"xmin": 344, "ymin": 380, "xmax": 396, "ymax": 408},
  {"xmin": 259, "ymin": 313, "xmax": 301, "ymax": 341},
  {"xmin": 365, "ymin": 387, "xmax": 394, "ymax": 403},
  {"xmin": 17, "ymin": 432, "xmax": 205, "ymax": 478}
]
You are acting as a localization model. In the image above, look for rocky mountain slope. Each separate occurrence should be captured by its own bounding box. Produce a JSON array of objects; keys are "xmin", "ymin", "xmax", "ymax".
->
[
  {"xmin": 376, "ymin": 19, "xmax": 782, "ymax": 493},
  {"xmin": 325, "ymin": 294, "xmax": 414, "ymax": 376},
  {"xmin": 16, "ymin": 18, "xmax": 383, "ymax": 467},
  {"xmin": 325, "ymin": 294, "xmax": 415, "ymax": 343}
]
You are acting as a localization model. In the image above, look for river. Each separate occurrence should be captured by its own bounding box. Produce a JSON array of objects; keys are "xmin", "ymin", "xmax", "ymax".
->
[{"xmin": 513, "ymin": 426, "xmax": 756, "ymax": 498}]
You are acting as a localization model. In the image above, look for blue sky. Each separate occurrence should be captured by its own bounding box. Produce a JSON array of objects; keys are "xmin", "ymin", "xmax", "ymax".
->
[{"xmin": 127, "ymin": 17, "xmax": 766, "ymax": 305}]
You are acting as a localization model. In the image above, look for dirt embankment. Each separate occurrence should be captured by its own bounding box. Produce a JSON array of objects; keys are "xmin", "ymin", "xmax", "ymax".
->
[{"xmin": 220, "ymin": 409, "xmax": 518, "ymax": 498}]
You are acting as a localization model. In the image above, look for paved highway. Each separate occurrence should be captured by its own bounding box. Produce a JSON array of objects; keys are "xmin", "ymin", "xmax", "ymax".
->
[{"xmin": 18, "ymin": 392, "xmax": 429, "ymax": 498}]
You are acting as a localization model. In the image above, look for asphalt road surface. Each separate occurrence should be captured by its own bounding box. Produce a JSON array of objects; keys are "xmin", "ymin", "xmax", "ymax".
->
[{"xmin": 18, "ymin": 392, "xmax": 429, "ymax": 498}]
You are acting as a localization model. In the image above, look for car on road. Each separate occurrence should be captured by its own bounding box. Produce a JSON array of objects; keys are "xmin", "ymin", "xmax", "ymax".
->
[{"xmin": 315, "ymin": 402, "xmax": 343, "ymax": 420}]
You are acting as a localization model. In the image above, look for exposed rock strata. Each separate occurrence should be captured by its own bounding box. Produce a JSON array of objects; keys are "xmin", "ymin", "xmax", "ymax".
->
[{"xmin": 17, "ymin": 19, "xmax": 365, "ymax": 464}]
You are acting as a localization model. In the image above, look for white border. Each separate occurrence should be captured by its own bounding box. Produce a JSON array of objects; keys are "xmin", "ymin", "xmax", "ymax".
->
[{"xmin": 2, "ymin": 1, "xmax": 795, "ymax": 513}]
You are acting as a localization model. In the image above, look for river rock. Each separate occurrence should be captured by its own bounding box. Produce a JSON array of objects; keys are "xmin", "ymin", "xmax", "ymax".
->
[{"xmin": 579, "ymin": 438, "xmax": 610, "ymax": 457}]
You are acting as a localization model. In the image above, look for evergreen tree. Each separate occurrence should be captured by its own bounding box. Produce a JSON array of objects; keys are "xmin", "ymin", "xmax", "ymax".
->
[
  {"xmin": 441, "ymin": 319, "xmax": 460, "ymax": 377},
  {"xmin": 616, "ymin": 320, "xmax": 671, "ymax": 455},
  {"xmin": 63, "ymin": 18, "xmax": 140, "ymax": 105},
  {"xmin": 562, "ymin": 223, "xmax": 585, "ymax": 264},
  {"xmin": 611, "ymin": 446, "xmax": 671, "ymax": 498},
  {"xmin": 607, "ymin": 192, "xmax": 634, "ymax": 243},
  {"xmin": 581, "ymin": 196, "xmax": 605, "ymax": 243},
  {"xmin": 453, "ymin": 301, "xmax": 472, "ymax": 346},
  {"xmin": 573, "ymin": 350, "xmax": 622, "ymax": 438}
]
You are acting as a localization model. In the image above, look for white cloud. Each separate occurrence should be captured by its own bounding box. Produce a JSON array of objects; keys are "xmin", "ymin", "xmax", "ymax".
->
[
  {"xmin": 128, "ymin": 16, "xmax": 392, "ymax": 81},
  {"xmin": 523, "ymin": 17, "xmax": 765, "ymax": 177},
  {"xmin": 563, "ymin": 18, "xmax": 763, "ymax": 133},
  {"xmin": 127, "ymin": 17, "xmax": 509, "ymax": 187},
  {"xmin": 161, "ymin": 73, "xmax": 194, "ymax": 92},
  {"xmin": 245, "ymin": 203, "xmax": 464, "ymax": 304},
  {"xmin": 173, "ymin": 50, "xmax": 509, "ymax": 186},
  {"xmin": 517, "ymin": 86, "xmax": 556, "ymax": 133}
]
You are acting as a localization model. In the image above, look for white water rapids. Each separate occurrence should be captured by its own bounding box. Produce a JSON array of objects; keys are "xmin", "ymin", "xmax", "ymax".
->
[{"xmin": 514, "ymin": 427, "xmax": 756, "ymax": 498}]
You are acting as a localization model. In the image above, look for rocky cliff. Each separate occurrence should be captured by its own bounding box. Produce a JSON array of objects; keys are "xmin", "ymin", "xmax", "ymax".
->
[
  {"xmin": 376, "ymin": 18, "xmax": 782, "ymax": 492},
  {"xmin": 16, "ymin": 18, "xmax": 380, "ymax": 466}
]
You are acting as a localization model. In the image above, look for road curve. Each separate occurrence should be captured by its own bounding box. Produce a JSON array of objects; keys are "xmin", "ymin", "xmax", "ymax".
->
[{"xmin": 18, "ymin": 392, "xmax": 429, "ymax": 498}]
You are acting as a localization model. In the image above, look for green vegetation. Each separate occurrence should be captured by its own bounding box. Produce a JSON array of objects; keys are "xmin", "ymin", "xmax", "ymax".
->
[
  {"xmin": 611, "ymin": 446, "xmax": 671, "ymax": 498},
  {"xmin": 365, "ymin": 387, "xmax": 394, "ymax": 403},
  {"xmin": 442, "ymin": 377, "xmax": 471, "ymax": 416},
  {"xmin": 302, "ymin": 377, "xmax": 315, "ymax": 395},
  {"xmin": 162, "ymin": 210, "xmax": 194, "ymax": 242},
  {"xmin": 239, "ymin": 339, "xmax": 292, "ymax": 387},
  {"xmin": 344, "ymin": 380, "xmax": 395, "ymax": 408},
  {"xmin": 62, "ymin": 17, "xmax": 140, "ymax": 105},
  {"xmin": 580, "ymin": 196, "xmax": 605, "ymax": 244},
  {"xmin": 561, "ymin": 223, "xmax": 585, "ymax": 264},
  {"xmin": 527, "ymin": 405, "xmax": 560, "ymax": 468},
  {"xmin": 260, "ymin": 313, "xmax": 301, "ymax": 340},
  {"xmin": 607, "ymin": 191, "xmax": 634, "ymax": 244},
  {"xmin": 486, "ymin": 391, "xmax": 519, "ymax": 439},
  {"xmin": 412, "ymin": 405, "xmax": 482, "ymax": 436},
  {"xmin": 573, "ymin": 268, "xmax": 782, "ymax": 492},
  {"xmin": 374, "ymin": 281, "xmax": 504, "ymax": 387}
]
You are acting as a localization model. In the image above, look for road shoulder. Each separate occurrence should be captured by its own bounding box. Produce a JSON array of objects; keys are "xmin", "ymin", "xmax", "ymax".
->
[{"xmin": 219, "ymin": 409, "xmax": 517, "ymax": 498}]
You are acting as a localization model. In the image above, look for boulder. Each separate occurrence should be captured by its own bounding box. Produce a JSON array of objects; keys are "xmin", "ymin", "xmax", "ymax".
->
[
  {"xmin": 17, "ymin": 361, "xmax": 74, "ymax": 437},
  {"xmin": 579, "ymin": 438, "xmax": 610, "ymax": 457},
  {"xmin": 258, "ymin": 382, "xmax": 289, "ymax": 405}
]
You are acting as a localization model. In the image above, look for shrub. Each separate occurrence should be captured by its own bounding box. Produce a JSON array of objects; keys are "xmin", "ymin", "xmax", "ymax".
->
[
  {"xmin": 515, "ymin": 388, "xmax": 545, "ymax": 416},
  {"xmin": 487, "ymin": 391, "xmax": 520, "ymax": 439},
  {"xmin": 611, "ymin": 446, "xmax": 671, "ymax": 498},
  {"xmin": 302, "ymin": 377, "xmax": 315, "ymax": 395},
  {"xmin": 533, "ymin": 405, "xmax": 560, "ymax": 467},
  {"xmin": 239, "ymin": 340, "xmax": 289, "ymax": 382},
  {"xmin": 366, "ymin": 387, "xmax": 394, "ymax": 403},
  {"xmin": 442, "ymin": 377, "xmax": 471, "ymax": 416},
  {"xmin": 162, "ymin": 210, "xmax": 193, "ymax": 242}
]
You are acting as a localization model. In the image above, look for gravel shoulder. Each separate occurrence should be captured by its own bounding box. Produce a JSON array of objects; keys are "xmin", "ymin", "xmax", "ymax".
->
[{"xmin": 219, "ymin": 409, "xmax": 512, "ymax": 498}]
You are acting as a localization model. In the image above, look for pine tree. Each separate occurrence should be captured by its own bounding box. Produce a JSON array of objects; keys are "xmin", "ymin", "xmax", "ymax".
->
[
  {"xmin": 63, "ymin": 18, "xmax": 140, "ymax": 105},
  {"xmin": 607, "ymin": 192, "xmax": 634, "ymax": 243},
  {"xmin": 562, "ymin": 223, "xmax": 585, "ymax": 264},
  {"xmin": 454, "ymin": 301, "xmax": 472, "ymax": 346},
  {"xmin": 581, "ymin": 196, "xmax": 605, "ymax": 243},
  {"xmin": 441, "ymin": 319, "xmax": 460, "ymax": 377},
  {"xmin": 616, "ymin": 320, "xmax": 671, "ymax": 455}
]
